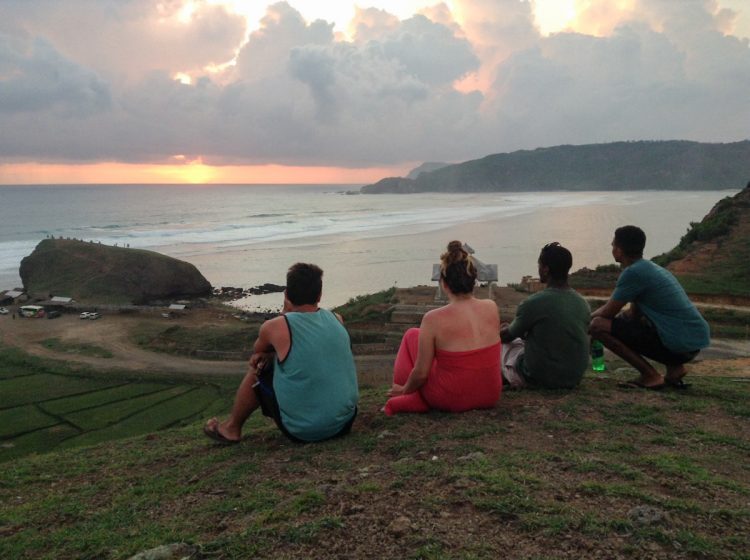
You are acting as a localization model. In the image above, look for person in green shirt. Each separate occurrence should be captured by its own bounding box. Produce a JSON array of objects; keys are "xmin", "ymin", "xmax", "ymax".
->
[
  {"xmin": 590, "ymin": 225, "xmax": 710, "ymax": 389},
  {"xmin": 500, "ymin": 243, "xmax": 591, "ymax": 389},
  {"xmin": 203, "ymin": 263, "xmax": 358, "ymax": 444}
]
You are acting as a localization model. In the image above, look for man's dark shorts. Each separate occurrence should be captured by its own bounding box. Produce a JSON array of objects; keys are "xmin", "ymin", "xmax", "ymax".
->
[
  {"xmin": 254, "ymin": 361, "xmax": 356, "ymax": 443},
  {"xmin": 611, "ymin": 312, "xmax": 699, "ymax": 366}
]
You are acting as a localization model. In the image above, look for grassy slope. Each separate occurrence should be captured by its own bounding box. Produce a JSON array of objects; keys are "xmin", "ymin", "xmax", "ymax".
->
[
  {"xmin": 1, "ymin": 363, "xmax": 749, "ymax": 559},
  {"xmin": 654, "ymin": 189, "xmax": 750, "ymax": 298}
]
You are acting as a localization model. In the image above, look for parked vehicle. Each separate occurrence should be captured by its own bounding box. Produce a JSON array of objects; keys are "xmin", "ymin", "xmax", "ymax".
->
[
  {"xmin": 88, "ymin": 312, "xmax": 101, "ymax": 320},
  {"xmin": 79, "ymin": 312, "xmax": 91, "ymax": 319},
  {"xmin": 47, "ymin": 310, "xmax": 61, "ymax": 319},
  {"xmin": 20, "ymin": 305, "xmax": 45, "ymax": 318},
  {"xmin": 0, "ymin": 307, "xmax": 8, "ymax": 315}
]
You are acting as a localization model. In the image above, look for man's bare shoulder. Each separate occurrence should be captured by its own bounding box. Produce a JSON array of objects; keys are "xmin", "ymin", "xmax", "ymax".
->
[{"xmin": 260, "ymin": 315, "xmax": 287, "ymax": 335}]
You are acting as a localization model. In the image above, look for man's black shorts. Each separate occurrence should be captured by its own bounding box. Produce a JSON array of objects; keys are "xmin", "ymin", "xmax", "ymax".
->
[
  {"xmin": 611, "ymin": 312, "xmax": 699, "ymax": 366},
  {"xmin": 254, "ymin": 361, "xmax": 356, "ymax": 443}
]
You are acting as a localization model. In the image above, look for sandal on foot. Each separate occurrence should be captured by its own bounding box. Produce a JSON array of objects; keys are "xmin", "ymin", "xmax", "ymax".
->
[
  {"xmin": 665, "ymin": 379, "xmax": 691, "ymax": 390},
  {"xmin": 617, "ymin": 380, "xmax": 665, "ymax": 391},
  {"xmin": 203, "ymin": 422, "xmax": 239, "ymax": 445}
]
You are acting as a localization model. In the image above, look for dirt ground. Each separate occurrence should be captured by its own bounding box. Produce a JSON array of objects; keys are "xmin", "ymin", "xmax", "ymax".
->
[
  {"xmin": 1, "ymin": 285, "xmax": 748, "ymax": 382},
  {"xmin": 0, "ymin": 307, "xmax": 246, "ymax": 377}
]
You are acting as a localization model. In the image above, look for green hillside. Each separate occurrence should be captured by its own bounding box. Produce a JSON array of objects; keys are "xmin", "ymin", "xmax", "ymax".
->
[
  {"xmin": 653, "ymin": 186, "xmax": 750, "ymax": 298},
  {"xmin": 362, "ymin": 140, "xmax": 750, "ymax": 193},
  {"xmin": 2, "ymin": 363, "xmax": 748, "ymax": 559}
]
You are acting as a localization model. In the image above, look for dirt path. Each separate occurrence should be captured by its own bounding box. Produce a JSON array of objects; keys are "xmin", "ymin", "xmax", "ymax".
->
[
  {"xmin": 0, "ymin": 312, "xmax": 397, "ymax": 380},
  {"xmin": 0, "ymin": 313, "xmax": 247, "ymax": 377},
  {"xmin": 1, "ymin": 294, "xmax": 748, "ymax": 381}
]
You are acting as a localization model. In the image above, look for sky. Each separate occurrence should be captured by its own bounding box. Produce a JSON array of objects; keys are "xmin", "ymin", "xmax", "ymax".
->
[{"xmin": 0, "ymin": 0, "xmax": 749, "ymax": 184}]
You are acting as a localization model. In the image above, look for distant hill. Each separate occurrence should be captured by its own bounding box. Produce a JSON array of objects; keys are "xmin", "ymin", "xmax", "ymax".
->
[
  {"xmin": 653, "ymin": 184, "xmax": 750, "ymax": 298},
  {"xmin": 406, "ymin": 162, "xmax": 450, "ymax": 179},
  {"xmin": 362, "ymin": 140, "xmax": 750, "ymax": 193},
  {"xmin": 19, "ymin": 239, "xmax": 212, "ymax": 304}
]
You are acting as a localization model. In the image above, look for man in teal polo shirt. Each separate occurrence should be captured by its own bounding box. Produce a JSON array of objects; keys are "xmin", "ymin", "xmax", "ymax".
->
[
  {"xmin": 590, "ymin": 226, "xmax": 710, "ymax": 389},
  {"xmin": 204, "ymin": 263, "xmax": 358, "ymax": 443}
]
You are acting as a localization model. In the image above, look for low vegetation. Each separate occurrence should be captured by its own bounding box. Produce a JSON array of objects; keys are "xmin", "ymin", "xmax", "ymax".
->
[
  {"xmin": 132, "ymin": 323, "xmax": 260, "ymax": 360},
  {"xmin": 0, "ymin": 346, "xmax": 232, "ymax": 461},
  {"xmin": 41, "ymin": 337, "xmax": 114, "ymax": 359},
  {"xmin": 1, "ymin": 355, "xmax": 749, "ymax": 559},
  {"xmin": 653, "ymin": 195, "xmax": 740, "ymax": 267},
  {"xmin": 333, "ymin": 287, "xmax": 397, "ymax": 324}
]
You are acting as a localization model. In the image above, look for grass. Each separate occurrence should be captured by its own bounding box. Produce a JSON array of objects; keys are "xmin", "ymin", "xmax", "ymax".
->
[
  {"xmin": 0, "ymin": 346, "xmax": 233, "ymax": 461},
  {"xmin": 333, "ymin": 287, "xmax": 397, "ymax": 323},
  {"xmin": 1, "ymin": 347, "xmax": 749, "ymax": 558},
  {"xmin": 131, "ymin": 323, "xmax": 260, "ymax": 359},
  {"xmin": 41, "ymin": 337, "xmax": 114, "ymax": 359}
]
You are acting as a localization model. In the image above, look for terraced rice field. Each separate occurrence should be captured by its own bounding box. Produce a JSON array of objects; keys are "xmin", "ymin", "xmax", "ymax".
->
[{"xmin": 0, "ymin": 356, "xmax": 228, "ymax": 461}]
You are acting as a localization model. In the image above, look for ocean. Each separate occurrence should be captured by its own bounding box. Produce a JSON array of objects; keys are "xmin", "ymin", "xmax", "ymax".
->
[{"xmin": 0, "ymin": 185, "xmax": 738, "ymax": 310}]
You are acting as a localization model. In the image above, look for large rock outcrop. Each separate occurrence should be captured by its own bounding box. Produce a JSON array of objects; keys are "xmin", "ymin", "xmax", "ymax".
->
[{"xmin": 20, "ymin": 239, "xmax": 212, "ymax": 304}]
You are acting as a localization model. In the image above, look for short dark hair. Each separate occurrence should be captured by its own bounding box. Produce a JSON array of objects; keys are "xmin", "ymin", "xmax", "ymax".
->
[
  {"xmin": 614, "ymin": 225, "xmax": 646, "ymax": 258},
  {"xmin": 538, "ymin": 242, "xmax": 573, "ymax": 282},
  {"xmin": 286, "ymin": 263, "xmax": 323, "ymax": 305}
]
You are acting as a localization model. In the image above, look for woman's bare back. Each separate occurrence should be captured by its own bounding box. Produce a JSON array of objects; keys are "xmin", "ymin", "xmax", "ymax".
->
[{"xmin": 423, "ymin": 297, "xmax": 500, "ymax": 352}]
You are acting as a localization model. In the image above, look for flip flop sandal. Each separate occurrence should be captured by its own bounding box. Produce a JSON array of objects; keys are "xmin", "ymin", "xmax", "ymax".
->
[
  {"xmin": 617, "ymin": 380, "xmax": 665, "ymax": 391},
  {"xmin": 203, "ymin": 423, "xmax": 240, "ymax": 445},
  {"xmin": 665, "ymin": 379, "xmax": 692, "ymax": 390}
]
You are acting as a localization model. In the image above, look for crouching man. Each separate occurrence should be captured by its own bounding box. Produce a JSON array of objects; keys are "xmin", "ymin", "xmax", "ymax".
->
[
  {"xmin": 204, "ymin": 263, "xmax": 358, "ymax": 443},
  {"xmin": 590, "ymin": 226, "xmax": 710, "ymax": 389}
]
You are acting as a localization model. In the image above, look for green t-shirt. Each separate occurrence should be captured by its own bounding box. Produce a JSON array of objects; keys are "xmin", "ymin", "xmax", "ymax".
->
[
  {"xmin": 507, "ymin": 287, "xmax": 591, "ymax": 389},
  {"xmin": 275, "ymin": 309, "xmax": 359, "ymax": 442},
  {"xmin": 612, "ymin": 259, "xmax": 710, "ymax": 353}
]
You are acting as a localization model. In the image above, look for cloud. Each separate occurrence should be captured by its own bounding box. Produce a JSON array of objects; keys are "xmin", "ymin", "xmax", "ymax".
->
[
  {"xmin": 0, "ymin": 0, "xmax": 748, "ymax": 170},
  {"xmin": 0, "ymin": 0, "xmax": 246, "ymax": 83},
  {"xmin": 0, "ymin": 34, "xmax": 110, "ymax": 116}
]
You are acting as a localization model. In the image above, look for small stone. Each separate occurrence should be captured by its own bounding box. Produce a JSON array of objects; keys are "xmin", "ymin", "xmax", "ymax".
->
[
  {"xmin": 377, "ymin": 430, "xmax": 396, "ymax": 439},
  {"xmin": 431, "ymin": 455, "xmax": 439, "ymax": 461},
  {"xmin": 628, "ymin": 505, "xmax": 670, "ymax": 526},
  {"xmin": 457, "ymin": 452, "xmax": 485, "ymax": 462},
  {"xmin": 343, "ymin": 504, "xmax": 366, "ymax": 515},
  {"xmin": 388, "ymin": 516, "xmax": 412, "ymax": 537},
  {"xmin": 126, "ymin": 543, "xmax": 199, "ymax": 560},
  {"xmin": 451, "ymin": 477, "xmax": 474, "ymax": 489}
]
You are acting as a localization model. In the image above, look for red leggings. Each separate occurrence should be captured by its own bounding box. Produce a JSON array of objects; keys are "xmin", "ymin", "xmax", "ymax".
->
[
  {"xmin": 384, "ymin": 328, "xmax": 502, "ymax": 416},
  {"xmin": 384, "ymin": 328, "xmax": 431, "ymax": 415}
]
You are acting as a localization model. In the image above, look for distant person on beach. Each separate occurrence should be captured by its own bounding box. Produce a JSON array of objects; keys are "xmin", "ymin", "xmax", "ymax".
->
[
  {"xmin": 590, "ymin": 225, "xmax": 710, "ymax": 389},
  {"xmin": 203, "ymin": 263, "xmax": 358, "ymax": 444},
  {"xmin": 383, "ymin": 241, "xmax": 502, "ymax": 415},
  {"xmin": 499, "ymin": 243, "xmax": 590, "ymax": 389}
]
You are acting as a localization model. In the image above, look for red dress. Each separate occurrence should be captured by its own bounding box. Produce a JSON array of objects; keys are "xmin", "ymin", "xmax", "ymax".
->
[{"xmin": 384, "ymin": 328, "xmax": 502, "ymax": 415}]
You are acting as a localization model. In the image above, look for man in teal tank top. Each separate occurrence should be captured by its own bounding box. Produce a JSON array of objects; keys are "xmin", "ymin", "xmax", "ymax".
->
[
  {"xmin": 590, "ymin": 226, "xmax": 710, "ymax": 389},
  {"xmin": 204, "ymin": 263, "xmax": 358, "ymax": 444}
]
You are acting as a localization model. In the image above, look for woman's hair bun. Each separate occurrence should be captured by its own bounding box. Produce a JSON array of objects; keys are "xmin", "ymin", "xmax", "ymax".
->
[
  {"xmin": 439, "ymin": 240, "xmax": 476, "ymax": 294},
  {"xmin": 447, "ymin": 240, "xmax": 464, "ymax": 254}
]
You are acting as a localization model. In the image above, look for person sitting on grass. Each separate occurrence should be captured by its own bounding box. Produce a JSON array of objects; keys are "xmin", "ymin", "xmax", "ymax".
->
[
  {"xmin": 589, "ymin": 225, "xmax": 710, "ymax": 390},
  {"xmin": 203, "ymin": 263, "xmax": 358, "ymax": 444},
  {"xmin": 383, "ymin": 241, "xmax": 502, "ymax": 415},
  {"xmin": 499, "ymin": 242, "xmax": 591, "ymax": 389}
]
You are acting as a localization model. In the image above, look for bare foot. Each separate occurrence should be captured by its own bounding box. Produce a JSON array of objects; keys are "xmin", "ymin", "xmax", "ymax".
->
[
  {"xmin": 203, "ymin": 417, "xmax": 240, "ymax": 444},
  {"xmin": 665, "ymin": 364, "xmax": 687, "ymax": 386}
]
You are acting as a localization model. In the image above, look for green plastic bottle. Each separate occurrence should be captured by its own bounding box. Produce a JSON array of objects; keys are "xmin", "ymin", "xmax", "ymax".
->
[{"xmin": 591, "ymin": 339, "xmax": 606, "ymax": 372}]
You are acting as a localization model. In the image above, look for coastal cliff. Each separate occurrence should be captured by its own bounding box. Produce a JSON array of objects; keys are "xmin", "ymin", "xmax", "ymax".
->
[
  {"xmin": 653, "ymin": 184, "xmax": 750, "ymax": 298},
  {"xmin": 19, "ymin": 239, "xmax": 212, "ymax": 304},
  {"xmin": 362, "ymin": 140, "xmax": 750, "ymax": 193}
]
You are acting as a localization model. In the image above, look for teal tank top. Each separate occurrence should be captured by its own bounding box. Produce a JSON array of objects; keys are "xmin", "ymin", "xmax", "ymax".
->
[{"xmin": 274, "ymin": 309, "xmax": 358, "ymax": 441}]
